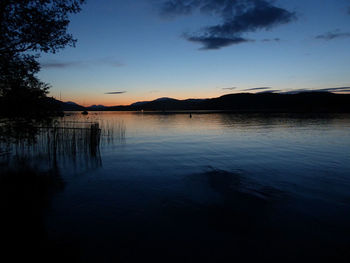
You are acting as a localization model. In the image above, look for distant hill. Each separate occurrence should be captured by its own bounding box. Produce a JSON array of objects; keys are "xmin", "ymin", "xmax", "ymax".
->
[
  {"xmin": 130, "ymin": 97, "xmax": 175, "ymax": 107},
  {"xmin": 108, "ymin": 92, "xmax": 350, "ymax": 113},
  {"xmin": 61, "ymin": 101, "xmax": 86, "ymax": 111},
  {"xmin": 87, "ymin": 105, "xmax": 107, "ymax": 110},
  {"xmin": 58, "ymin": 92, "xmax": 350, "ymax": 113}
]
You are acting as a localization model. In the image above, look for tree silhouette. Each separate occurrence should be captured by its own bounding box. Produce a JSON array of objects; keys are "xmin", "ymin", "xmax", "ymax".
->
[{"xmin": 0, "ymin": 0, "xmax": 85, "ymax": 117}]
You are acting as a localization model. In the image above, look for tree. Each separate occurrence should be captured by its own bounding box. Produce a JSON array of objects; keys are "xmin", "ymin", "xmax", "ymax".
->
[{"xmin": 0, "ymin": 0, "xmax": 85, "ymax": 117}]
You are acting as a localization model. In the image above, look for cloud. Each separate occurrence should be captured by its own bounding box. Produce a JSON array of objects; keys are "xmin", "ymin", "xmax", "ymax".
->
[
  {"xmin": 104, "ymin": 91, "xmax": 126, "ymax": 94},
  {"xmin": 41, "ymin": 57, "xmax": 124, "ymax": 69},
  {"xmin": 243, "ymin": 87, "xmax": 271, "ymax": 91},
  {"xmin": 160, "ymin": 0, "xmax": 296, "ymax": 49},
  {"xmin": 315, "ymin": 31, "xmax": 350, "ymax": 40},
  {"xmin": 318, "ymin": 87, "xmax": 350, "ymax": 93},
  {"xmin": 262, "ymin": 38, "xmax": 280, "ymax": 42},
  {"xmin": 41, "ymin": 61, "xmax": 82, "ymax": 69},
  {"xmin": 222, "ymin": 87, "xmax": 237, "ymax": 90},
  {"xmin": 282, "ymin": 87, "xmax": 350, "ymax": 94},
  {"xmin": 187, "ymin": 35, "xmax": 252, "ymax": 49}
]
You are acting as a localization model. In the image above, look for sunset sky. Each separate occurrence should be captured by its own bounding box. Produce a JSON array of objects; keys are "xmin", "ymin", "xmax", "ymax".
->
[{"xmin": 38, "ymin": 0, "xmax": 350, "ymax": 106}]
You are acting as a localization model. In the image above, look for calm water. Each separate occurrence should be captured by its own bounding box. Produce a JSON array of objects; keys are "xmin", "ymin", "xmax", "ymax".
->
[{"xmin": 1, "ymin": 112, "xmax": 350, "ymax": 262}]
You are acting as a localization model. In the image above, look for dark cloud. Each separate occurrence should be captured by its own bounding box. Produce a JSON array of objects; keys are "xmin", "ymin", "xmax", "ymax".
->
[
  {"xmin": 104, "ymin": 91, "xmax": 126, "ymax": 94},
  {"xmin": 318, "ymin": 87, "xmax": 350, "ymax": 93},
  {"xmin": 187, "ymin": 35, "xmax": 252, "ymax": 49},
  {"xmin": 41, "ymin": 57, "xmax": 124, "ymax": 69},
  {"xmin": 262, "ymin": 38, "xmax": 280, "ymax": 42},
  {"xmin": 222, "ymin": 87, "xmax": 237, "ymax": 90},
  {"xmin": 283, "ymin": 87, "xmax": 350, "ymax": 94},
  {"xmin": 205, "ymin": 4, "xmax": 294, "ymax": 35},
  {"xmin": 160, "ymin": 0, "xmax": 295, "ymax": 49},
  {"xmin": 315, "ymin": 31, "xmax": 350, "ymax": 40},
  {"xmin": 243, "ymin": 87, "xmax": 271, "ymax": 91},
  {"xmin": 41, "ymin": 61, "xmax": 82, "ymax": 69}
]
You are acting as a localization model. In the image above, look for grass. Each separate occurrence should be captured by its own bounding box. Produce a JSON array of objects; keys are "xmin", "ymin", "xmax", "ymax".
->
[{"xmin": 0, "ymin": 118, "xmax": 103, "ymax": 170}]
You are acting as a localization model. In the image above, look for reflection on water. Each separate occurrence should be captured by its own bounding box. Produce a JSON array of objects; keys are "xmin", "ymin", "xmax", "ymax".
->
[
  {"xmin": 0, "ymin": 118, "xmax": 105, "ymax": 173},
  {"xmin": 1, "ymin": 112, "xmax": 350, "ymax": 262}
]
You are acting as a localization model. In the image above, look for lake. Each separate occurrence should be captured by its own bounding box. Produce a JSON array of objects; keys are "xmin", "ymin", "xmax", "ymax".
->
[{"xmin": 1, "ymin": 112, "xmax": 350, "ymax": 262}]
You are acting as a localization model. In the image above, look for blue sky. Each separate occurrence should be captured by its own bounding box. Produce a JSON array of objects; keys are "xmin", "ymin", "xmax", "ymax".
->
[{"xmin": 38, "ymin": 0, "xmax": 350, "ymax": 106}]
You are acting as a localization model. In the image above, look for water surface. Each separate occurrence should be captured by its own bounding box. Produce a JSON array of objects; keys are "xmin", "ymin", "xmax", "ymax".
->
[{"xmin": 2, "ymin": 112, "xmax": 350, "ymax": 262}]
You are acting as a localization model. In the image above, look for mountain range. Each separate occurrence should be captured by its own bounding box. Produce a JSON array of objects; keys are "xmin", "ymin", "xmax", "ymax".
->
[{"xmin": 60, "ymin": 92, "xmax": 350, "ymax": 113}]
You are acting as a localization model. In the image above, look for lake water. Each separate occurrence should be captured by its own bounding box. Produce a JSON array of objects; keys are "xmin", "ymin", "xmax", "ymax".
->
[{"xmin": 1, "ymin": 112, "xmax": 350, "ymax": 262}]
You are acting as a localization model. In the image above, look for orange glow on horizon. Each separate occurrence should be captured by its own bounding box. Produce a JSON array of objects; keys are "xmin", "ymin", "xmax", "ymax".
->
[
  {"xmin": 53, "ymin": 90, "xmax": 233, "ymax": 107},
  {"xmin": 72, "ymin": 98, "xmax": 135, "ymax": 107},
  {"xmin": 52, "ymin": 89, "xmax": 349, "ymax": 107}
]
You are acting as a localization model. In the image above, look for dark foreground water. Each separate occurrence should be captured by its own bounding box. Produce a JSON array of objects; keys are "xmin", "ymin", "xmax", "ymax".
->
[{"xmin": 1, "ymin": 112, "xmax": 350, "ymax": 262}]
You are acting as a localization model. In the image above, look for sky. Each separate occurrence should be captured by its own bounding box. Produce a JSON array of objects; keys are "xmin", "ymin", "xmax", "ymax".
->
[{"xmin": 38, "ymin": 0, "xmax": 350, "ymax": 106}]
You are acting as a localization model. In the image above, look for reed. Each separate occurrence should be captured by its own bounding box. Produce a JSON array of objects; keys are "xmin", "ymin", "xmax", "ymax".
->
[{"xmin": 0, "ymin": 119, "xmax": 103, "ymax": 170}]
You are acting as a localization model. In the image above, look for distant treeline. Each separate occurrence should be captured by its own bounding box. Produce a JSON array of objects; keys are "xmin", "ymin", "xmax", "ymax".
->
[{"xmin": 62, "ymin": 92, "xmax": 350, "ymax": 113}]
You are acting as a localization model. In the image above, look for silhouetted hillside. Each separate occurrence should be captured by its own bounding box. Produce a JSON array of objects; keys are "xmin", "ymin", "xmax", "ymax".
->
[
  {"xmin": 199, "ymin": 92, "xmax": 350, "ymax": 112},
  {"xmin": 102, "ymin": 92, "xmax": 350, "ymax": 113},
  {"xmin": 52, "ymin": 92, "xmax": 350, "ymax": 113},
  {"xmin": 60, "ymin": 101, "xmax": 86, "ymax": 111},
  {"xmin": 88, "ymin": 105, "xmax": 107, "ymax": 110}
]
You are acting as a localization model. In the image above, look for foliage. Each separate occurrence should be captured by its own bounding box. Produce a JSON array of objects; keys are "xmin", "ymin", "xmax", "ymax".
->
[
  {"xmin": 0, "ymin": 0, "xmax": 85, "ymax": 117},
  {"xmin": 0, "ymin": 0, "xmax": 85, "ymax": 55}
]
